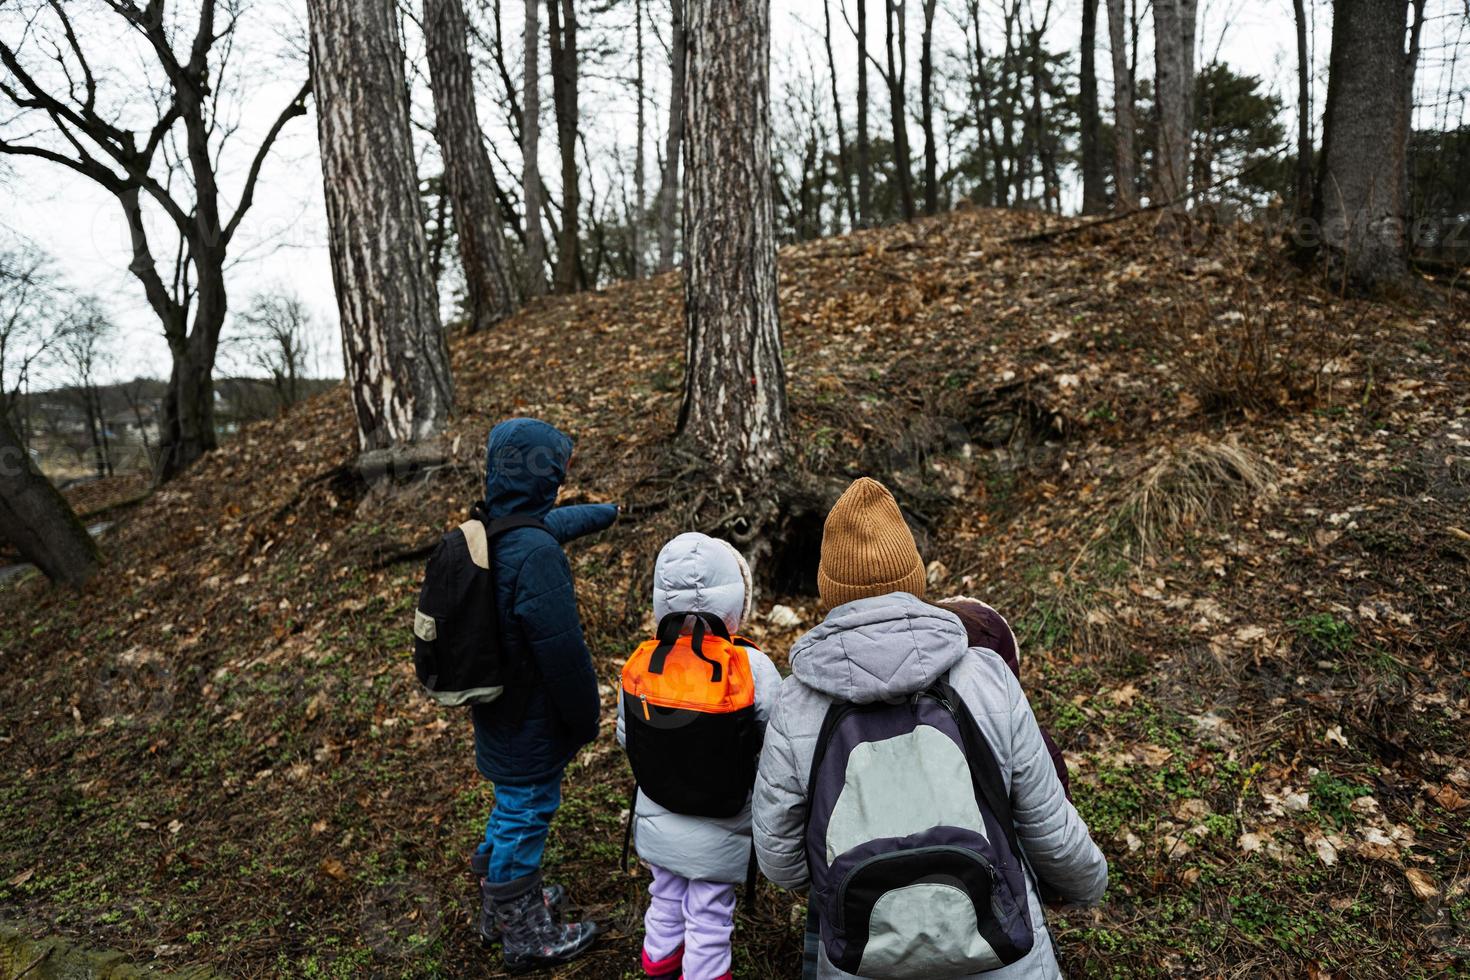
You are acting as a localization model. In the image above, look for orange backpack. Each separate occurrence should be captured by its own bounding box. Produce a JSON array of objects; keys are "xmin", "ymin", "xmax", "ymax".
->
[{"xmin": 621, "ymin": 611, "xmax": 762, "ymax": 818}]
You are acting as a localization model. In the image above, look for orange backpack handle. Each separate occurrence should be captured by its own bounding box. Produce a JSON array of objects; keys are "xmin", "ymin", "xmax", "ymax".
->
[{"xmin": 649, "ymin": 610, "xmax": 730, "ymax": 682}]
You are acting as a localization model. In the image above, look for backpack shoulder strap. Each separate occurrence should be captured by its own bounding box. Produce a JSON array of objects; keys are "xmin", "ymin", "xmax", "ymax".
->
[
  {"xmin": 800, "ymin": 697, "xmax": 858, "ymax": 846},
  {"xmin": 457, "ymin": 520, "xmax": 490, "ymax": 570},
  {"xmin": 457, "ymin": 512, "xmax": 548, "ymax": 571},
  {"xmin": 934, "ymin": 679, "xmax": 1025, "ymax": 867}
]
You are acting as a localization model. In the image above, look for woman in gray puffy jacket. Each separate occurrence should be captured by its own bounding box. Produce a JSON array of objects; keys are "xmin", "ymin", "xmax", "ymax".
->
[
  {"xmin": 617, "ymin": 532, "xmax": 781, "ymax": 980},
  {"xmin": 753, "ymin": 478, "xmax": 1108, "ymax": 979}
]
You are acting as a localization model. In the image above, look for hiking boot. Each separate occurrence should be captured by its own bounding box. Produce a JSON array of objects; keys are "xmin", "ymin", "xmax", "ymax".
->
[
  {"xmin": 476, "ymin": 875, "xmax": 568, "ymax": 946},
  {"xmin": 470, "ymin": 850, "xmax": 568, "ymax": 945},
  {"xmin": 487, "ymin": 872, "xmax": 600, "ymax": 973}
]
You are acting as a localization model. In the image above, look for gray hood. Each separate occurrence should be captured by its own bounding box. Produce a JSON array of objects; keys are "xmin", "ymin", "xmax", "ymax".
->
[
  {"xmin": 652, "ymin": 532, "xmax": 753, "ymax": 635},
  {"xmin": 789, "ymin": 592, "xmax": 970, "ymax": 703}
]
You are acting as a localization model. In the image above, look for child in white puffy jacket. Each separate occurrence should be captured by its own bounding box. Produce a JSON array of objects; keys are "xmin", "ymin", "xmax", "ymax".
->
[{"xmin": 616, "ymin": 532, "xmax": 781, "ymax": 980}]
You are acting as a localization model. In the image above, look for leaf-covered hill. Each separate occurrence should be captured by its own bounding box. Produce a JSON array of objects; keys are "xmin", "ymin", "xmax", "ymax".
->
[{"xmin": 1, "ymin": 207, "xmax": 1467, "ymax": 978}]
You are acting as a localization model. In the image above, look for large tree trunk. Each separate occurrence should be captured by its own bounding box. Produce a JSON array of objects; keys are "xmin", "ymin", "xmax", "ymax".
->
[
  {"xmin": 656, "ymin": 0, "xmax": 686, "ymax": 271},
  {"xmin": 1079, "ymin": 0, "xmax": 1107, "ymax": 213},
  {"xmin": 884, "ymin": 0, "xmax": 916, "ymax": 221},
  {"xmin": 423, "ymin": 0, "xmax": 517, "ymax": 332},
  {"xmin": 546, "ymin": 0, "xmax": 581, "ymax": 293},
  {"xmin": 0, "ymin": 410, "xmax": 99, "ymax": 587},
  {"xmin": 679, "ymin": 0, "xmax": 787, "ymax": 486},
  {"xmin": 309, "ymin": 0, "xmax": 454, "ymax": 455},
  {"xmin": 154, "ymin": 295, "xmax": 221, "ymax": 484},
  {"xmin": 856, "ymin": 0, "xmax": 872, "ymax": 225},
  {"xmin": 1152, "ymin": 0, "xmax": 1196, "ymax": 208},
  {"xmin": 919, "ymin": 0, "xmax": 939, "ymax": 216},
  {"xmin": 1313, "ymin": 0, "xmax": 1414, "ymax": 291},
  {"xmin": 1105, "ymin": 0, "xmax": 1138, "ymax": 209},
  {"xmin": 522, "ymin": 0, "xmax": 548, "ymax": 296}
]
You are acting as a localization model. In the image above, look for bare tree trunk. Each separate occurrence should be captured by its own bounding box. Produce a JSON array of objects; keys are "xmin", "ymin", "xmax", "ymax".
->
[
  {"xmin": 546, "ymin": 0, "xmax": 581, "ymax": 293},
  {"xmin": 0, "ymin": 410, "xmax": 99, "ymax": 587},
  {"xmin": 961, "ymin": 1, "xmax": 993, "ymax": 207},
  {"xmin": 823, "ymin": 0, "xmax": 858, "ymax": 228},
  {"xmin": 1020, "ymin": 0, "xmax": 1059, "ymax": 211},
  {"xmin": 155, "ymin": 306, "xmax": 220, "ymax": 483},
  {"xmin": 656, "ymin": 0, "xmax": 687, "ymax": 270},
  {"xmin": 680, "ymin": 0, "xmax": 788, "ymax": 486},
  {"xmin": 427, "ymin": 181, "xmax": 450, "ymax": 284},
  {"xmin": 856, "ymin": 0, "xmax": 872, "ymax": 225},
  {"xmin": 1313, "ymin": 0, "xmax": 1414, "ymax": 291},
  {"xmin": 308, "ymin": 0, "xmax": 454, "ymax": 455},
  {"xmin": 995, "ymin": 0, "xmax": 1023, "ymax": 206},
  {"xmin": 424, "ymin": 0, "xmax": 517, "ymax": 332},
  {"xmin": 632, "ymin": 0, "xmax": 646, "ymax": 277},
  {"xmin": 95, "ymin": 386, "xmax": 113, "ymax": 476},
  {"xmin": 1079, "ymin": 0, "xmax": 1107, "ymax": 213},
  {"xmin": 1152, "ymin": 0, "xmax": 1196, "ymax": 208},
  {"xmin": 1105, "ymin": 0, "xmax": 1138, "ymax": 209},
  {"xmin": 523, "ymin": 0, "xmax": 549, "ymax": 296},
  {"xmin": 83, "ymin": 385, "xmax": 106, "ymax": 478},
  {"xmin": 1292, "ymin": 0, "xmax": 1313, "ymax": 217},
  {"xmin": 884, "ymin": 0, "xmax": 916, "ymax": 220},
  {"xmin": 1398, "ymin": 0, "xmax": 1427, "ymax": 235},
  {"xmin": 919, "ymin": 0, "xmax": 939, "ymax": 216}
]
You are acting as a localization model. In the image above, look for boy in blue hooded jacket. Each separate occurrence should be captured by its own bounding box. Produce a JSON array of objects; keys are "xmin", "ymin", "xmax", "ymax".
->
[{"xmin": 469, "ymin": 418, "xmax": 615, "ymax": 971}]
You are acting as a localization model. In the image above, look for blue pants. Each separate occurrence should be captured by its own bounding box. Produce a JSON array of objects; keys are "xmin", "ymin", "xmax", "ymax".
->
[{"xmin": 475, "ymin": 772, "xmax": 563, "ymax": 883}]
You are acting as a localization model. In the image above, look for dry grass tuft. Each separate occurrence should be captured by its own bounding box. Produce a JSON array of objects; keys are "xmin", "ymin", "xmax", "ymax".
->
[{"xmin": 1116, "ymin": 437, "xmax": 1276, "ymax": 552}]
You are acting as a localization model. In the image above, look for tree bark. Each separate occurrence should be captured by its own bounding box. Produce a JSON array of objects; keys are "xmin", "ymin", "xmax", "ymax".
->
[
  {"xmin": 823, "ymin": 0, "xmax": 858, "ymax": 228},
  {"xmin": 995, "ymin": 0, "xmax": 1023, "ymax": 206},
  {"xmin": 632, "ymin": 0, "xmax": 647, "ymax": 277},
  {"xmin": 884, "ymin": 0, "xmax": 916, "ymax": 221},
  {"xmin": 522, "ymin": 0, "xmax": 548, "ymax": 295},
  {"xmin": 0, "ymin": 410, "xmax": 98, "ymax": 587},
  {"xmin": 679, "ymin": 0, "xmax": 788, "ymax": 485},
  {"xmin": 856, "ymin": 0, "xmax": 872, "ymax": 225},
  {"xmin": 546, "ymin": 0, "xmax": 581, "ymax": 293},
  {"xmin": 962, "ymin": 1, "xmax": 994, "ymax": 208},
  {"xmin": 308, "ymin": 0, "xmax": 455, "ymax": 454},
  {"xmin": 656, "ymin": 0, "xmax": 687, "ymax": 271},
  {"xmin": 154, "ymin": 290, "xmax": 221, "ymax": 483},
  {"xmin": 424, "ymin": 0, "xmax": 517, "ymax": 332},
  {"xmin": 1292, "ymin": 0, "xmax": 1313, "ymax": 217},
  {"xmin": 1152, "ymin": 0, "xmax": 1196, "ymax": 208},
  {"xmin": 1026, "ymin": 0, "xmax": 1060, "ymax": 212},
  {"xmin": 1313, "ymin": 0, "xmax": 1414, "ymax": 291},
  {"xmin": 1079, "ymin": 0, "xmax": 1107, "ymax": 213},
  {"xmin": 1105, "ymin": 0, "xmax": 1138, "ymax": 209},
  {"xmin": 919, "ymin": 0, "xmax": 939, "ymax": 216}
]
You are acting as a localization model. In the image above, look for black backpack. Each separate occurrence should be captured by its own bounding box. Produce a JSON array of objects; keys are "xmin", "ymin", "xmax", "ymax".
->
[{"xmin": 412, "ymin": 504, "xmax": 545, "ymax": 706}]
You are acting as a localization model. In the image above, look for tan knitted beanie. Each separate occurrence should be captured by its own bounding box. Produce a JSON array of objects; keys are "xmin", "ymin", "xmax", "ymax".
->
[{"xmin": 817, "ymin": 477, "xmax": 926, "ymax": 609}]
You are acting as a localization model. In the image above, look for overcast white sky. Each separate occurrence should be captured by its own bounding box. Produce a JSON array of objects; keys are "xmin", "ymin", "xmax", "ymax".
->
[{"xmin": 1, "ymin": 0, "xmax": 1463, "ymax": 387}]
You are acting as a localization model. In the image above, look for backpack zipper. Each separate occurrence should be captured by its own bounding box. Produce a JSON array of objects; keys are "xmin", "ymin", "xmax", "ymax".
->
[
  {"xmin": 833, "ymin": 845, "xmax": 999, "ymax": 932},
  {"xmin": 640, "ymin": 693, "xmax": 650, "ymax": 721}
]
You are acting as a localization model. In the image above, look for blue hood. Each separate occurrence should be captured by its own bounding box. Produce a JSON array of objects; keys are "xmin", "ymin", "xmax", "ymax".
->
[{"xmin": 484, "ymin": 418, "xmax": 573, "ymax": 519}]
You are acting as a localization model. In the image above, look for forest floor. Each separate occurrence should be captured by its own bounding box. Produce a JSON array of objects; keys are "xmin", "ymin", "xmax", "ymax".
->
[{"xmin": 1, "ymin": 207, "xmax": 1467, "ymax": 979}]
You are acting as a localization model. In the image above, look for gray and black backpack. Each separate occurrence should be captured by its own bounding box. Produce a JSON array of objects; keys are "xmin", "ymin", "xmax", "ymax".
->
[{"xmin": 804, "ymin": 679, "xmax": 1035, "ymax": 978}]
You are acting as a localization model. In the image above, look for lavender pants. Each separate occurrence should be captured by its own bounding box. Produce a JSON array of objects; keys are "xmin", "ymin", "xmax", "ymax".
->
[{"xmin": 643, "ymin": 864, "xmax": 736, "ymax": 980}]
